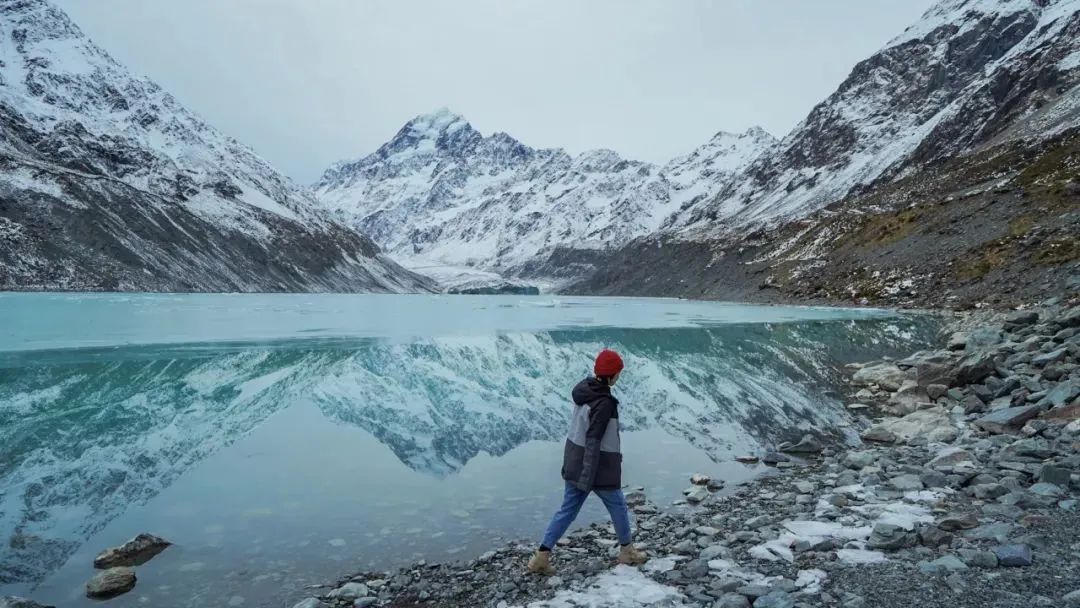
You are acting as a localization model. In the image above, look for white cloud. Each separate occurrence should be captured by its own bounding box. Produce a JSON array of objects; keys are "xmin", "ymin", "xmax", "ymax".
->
[{"xmin": 55, "ymin": 0, "xmax": 935, "ymax": 182}]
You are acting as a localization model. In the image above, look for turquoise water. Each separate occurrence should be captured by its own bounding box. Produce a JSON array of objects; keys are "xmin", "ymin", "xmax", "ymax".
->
[{"xmin": 0, "ymin": 294, "xmax": 937, "ymax": 607}]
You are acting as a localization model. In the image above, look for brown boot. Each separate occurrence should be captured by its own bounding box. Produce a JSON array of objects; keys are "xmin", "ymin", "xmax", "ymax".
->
[
  {"xmin": 617, "ymin": 544, "xmax": 648, "ymax": 565},
  {"xmin": 527, "ymin": 549, "xmax": 555, "ymax": 575}
]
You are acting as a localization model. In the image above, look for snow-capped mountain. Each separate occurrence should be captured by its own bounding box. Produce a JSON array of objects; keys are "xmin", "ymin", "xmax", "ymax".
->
[
  {"xmin": 314, "ymin": 109, "xmax": 773, "ymax": 281},
  {"xmin": 668, "ymin": 0, "xmax": 1080, "ymax": 230},
  {"xmin": 315, "ymin": 0, "xmax": 1077, "ymax": 288},
  {"xmin": 0, "ymin": 0, "xmax": 433, "ymax": 292}
]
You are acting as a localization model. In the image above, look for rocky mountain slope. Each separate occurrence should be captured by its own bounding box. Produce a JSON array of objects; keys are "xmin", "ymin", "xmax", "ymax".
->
[
  {"xmin": 316, "ymin": 0, "xmax": 1079, "ymax": 300},
  {"xmin": 314, "ymin": 109, "xmax": 774, "ymax": 284},
  {"xmin": 0, "ymin": 0, "xmax": 433, "ymax": 292}
]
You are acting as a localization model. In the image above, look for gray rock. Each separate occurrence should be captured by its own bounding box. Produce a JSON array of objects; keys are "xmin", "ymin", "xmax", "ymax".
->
[
  {"xmin": 734, "ymin": 584, "xmax": 770, "ymax": 598},
  {"xmin": 1048, "ymin": 380, "xmax": 1080, "ymax": 407},
  {"xmin": 852, "ymin": 362, "xmax": 907, "ymax": 391},
  {"xmin": 685, "ymin": 486, "xmax": 710, "ymax": 503},
  {"xmin": 745, "ymin": 515, "xmax": 772, "ymax": 529},
  {"xmin": 867, "ymin": 523, "xmax": 916, "ymax": 550},
  {"xmin": 1032, "ymin": 348, "xmax": 1068, "ymax": 367},
  {"xmin": 920, "ymin": 471, "xmax": 949, "ymax": 488},
  {"xmin": 0, "ymin": 599, "xmax": 55, "ymax": 608},
  {"xmin": 957, "ymin": 548, "xmax": 999, "ymax": 568},
  {"xmin": 974, "ymin": 405, "xmax": 1043, "ymax": 434},
  {"xmin": 1063, "ymin": 589, "xmax": 1080, "ymax": 607},
  {"xmin": 953, "ymin": 351, "xmax": 997, "ymax": 385},
  {"xmin": 961, "ymin": 394, "xmax": 987, "ymax": 413},
  {"xmin": 844, "ymin": 451, "xmax": 876, "ymax": 469},
  {"xmin": 972, "ymin": 483, "xmax": 1008, "ymax": 499},
  {"xmin": 992, "ymin": 544, "xmax": 1033, "ymax": 567},
  {"xmin": 1004, "ymin": 310, "xmax": 1039, "ymax": 329},
  {"xmin": 926, "ymin": 383, "xmax": 949, "ymax": 400},
  {"xmin": 928, "ymin": 447, "xmax": 977, "ymax": 470},
  {"xmin": 328, "ymin": 583, "xmax": 370, "ymax": 600},
  {"xmin": 93, "ymin": 533, "xmax": 172, "ymax": 569},
  {"xmin": 86, "ymin": 567, "xmax": 136, "ymax": 599},
  {"xmin": 753, "ymin": 591, "xmax": 795, "ymax": 608},
  {"xmin": 352, "ymin": 599, "xmax": 377, "ymax": 608},
  {"xmin": 714, "ymin": 593, "xmax": 751, "ymax": 608},
  {"xmin": 779, "ymin": 434, "xmax": 823, "ymax": 453},
  {"xmin": 917, "ymin": 524, "xmax": 953, "ymax": 547},
  {"xmin": 965, "ymin": 522, "xmax": 1015, "ymax": 543},
  {"xmin": 861, "ymin": 426, "xmax": 897, "ymax": 443},
  {"xmin": 938, "ymin": 512, "xmax": 979, "ymax": 531},
  {"xmin": 967, "ymin": 327, "xmax": 1006, "ymax": 350},
  {"xmin": 888, "ymin": 474, "xmax": 924, "ymax": 491},
  {"xmin": 291, "ymin": 600, "xmax": 327, "ymax": 608},
  {"xmin": 918, "ymin": 555, "xmax": 968, "ymax": 575},
  {"xmin": 1028, "ymin": 482, "xmax": 1064, "ymax": 497},
  {"xmin": 762, "ymin": 451, "xmax": 790, "ymax": 465}
]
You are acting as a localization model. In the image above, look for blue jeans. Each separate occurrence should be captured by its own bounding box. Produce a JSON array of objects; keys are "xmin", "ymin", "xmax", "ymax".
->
[{"xmin": 541, "ymin": 482, "xmax": 633, "ymax": 548}]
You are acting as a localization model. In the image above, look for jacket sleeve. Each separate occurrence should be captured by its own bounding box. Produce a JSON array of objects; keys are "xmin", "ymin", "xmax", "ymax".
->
[{"xmin": 574, "ymin": 397, "xmax": 615, "ymax": 491}]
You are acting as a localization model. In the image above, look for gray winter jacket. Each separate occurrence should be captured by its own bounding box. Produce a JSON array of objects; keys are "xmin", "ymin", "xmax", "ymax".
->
[{"xmin": 561, "ymin": 377, "xmax": 621, "ymax": 490}]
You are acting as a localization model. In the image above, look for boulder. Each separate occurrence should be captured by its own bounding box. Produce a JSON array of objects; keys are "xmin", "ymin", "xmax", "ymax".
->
[
  {"xmin": 844, "ymin": 451, "xmax": 876, "ymax": 469},
  {"xmin": 876, "ymin": 407, "xmax": 953, "ymax": 443},
  {"xmin": 1004, "ymin": 310, "xmax": 1039, "ymax": 329},
  {"xmin": 888, "ymin": 379, "xmax": 930, "ymax": 412},
  {"xmin": 753, "ymin": 591, "xmax": 795, "ymax": 608},
  {"xmin": 966, "ymin": 327, "xmax": 1006, "ymax": 350},
  {"xmin": 916, "ymin": 524, "xmax": 952, "ymax": 547},
  {"xmin": 735, "ymin": 455, "xmax": 759, "ymax": 464},
  {"xmin": 86, "ymin": 567, "xmax": 136, "ymax": 599},
  {"xmin": 928, "ymin": 447, "xmax": 978, "ymax": 470},
  {"xmin": 952, "ymin": 351, "xmax": 997, "ymax": 386},
  {"xmin": 715, "ymin": 594, "xmax": 751, "ymax": 608},
  {"xmin": 291, "ymin": 600, "xmax": 327, "ymax": 608},
  {"xmin": 1032, "ymin": 348, "xmax": 1068, "ymax": 367},
  {"xmin": 0, "ymin": 599, "xmax": 55, "ymax": 608},
  {"xmin": 690, "ymin": 473, "xmax": 711, "ymax": 486},
  {"xmin": 1038, "ymin": 465, "xmax": 1072, "ymax": 487},
  {"xmin": 1064, "ymin": 589, "xmax": 1080, "ymax": 607},
  {"xmin": 93, "ymin": 533, "xmax": 171, "ymax": 569},
  {"xmin": 937, "ymin": 513, "xmax": 979, "ymax": 531},
  {"xmin": 327, "ymin": 583, "xmax": 370, "ymax": 600},
  {"xmin": 852, "ymin": 362, "xmax": 907, "ymax": 391},
  {"xmin": 917, "ymin": 555, "xmax": 968, "ymax": 575},
  {"xmin": 779, "ymin": 434, "xmax": 823, "ymax": 453},
  {"xmin": 685, "ymin": 486, "xmax": 709, "ymax": 503},
  {"xmin": 926, "ymin": 383, "xmax": 949, "ymax": 400},
  {"xmin": 861, "ymin": 427, "xmax": 897, "ymax": 443},
  {"xmin": 947, "ymin": 332, "xmax": 968, "ymax": 351},
  {"xmin": 1048, "ymin": 380, "xmax": 1080, "ymax": 407},
  {"xmin": 888, "ymin": 474, "xmax": 924, "ymax": 492},
  {"xmin": 992, "ymin": 544, "xmax": 1033, "ymax": 567},
  {"xmin": 974, "ymin": 405, "xmax": 1043, "ymax": 434},
  {"xmin": 867, "ymin": 523, "xmax": 916, "ymax": 550},
  {"xmin": 957, "ymin": 549, "xmax": 999, "ymax": 568}
]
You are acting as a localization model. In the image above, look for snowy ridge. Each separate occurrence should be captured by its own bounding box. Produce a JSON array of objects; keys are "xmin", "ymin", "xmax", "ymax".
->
[
  {"xmin": 667, "ymin": 0, "xmax": 1080, "ymax": 231},
  {"xmin": 0, "ymin": 0, "xmax": 432, "ymax": 292},
  {"xmin": 314, "ymin": 111, "xmax": 773, "ymax": 277}
]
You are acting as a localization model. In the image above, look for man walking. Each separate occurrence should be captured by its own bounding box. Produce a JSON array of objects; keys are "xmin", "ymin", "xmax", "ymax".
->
[{"xmin": 527, "ymin": 349, "xmax": 647, "ymax": 574}]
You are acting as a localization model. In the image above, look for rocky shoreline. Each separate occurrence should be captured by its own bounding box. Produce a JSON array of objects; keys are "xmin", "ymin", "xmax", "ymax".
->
[{"xmin": 270, "ymin": 299, "xmax": 1080, "ymax": 608}]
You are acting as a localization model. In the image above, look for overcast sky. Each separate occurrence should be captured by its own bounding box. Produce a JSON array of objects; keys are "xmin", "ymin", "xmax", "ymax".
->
[{"xmin": 56, "ymin": 0, "xmax": 935, "ymax": 183}]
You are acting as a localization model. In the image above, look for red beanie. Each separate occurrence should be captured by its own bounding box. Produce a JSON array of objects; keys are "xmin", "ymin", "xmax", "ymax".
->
[{"xmin": 594, "ymin": 349, "xmax": 624, "ymax": 377}]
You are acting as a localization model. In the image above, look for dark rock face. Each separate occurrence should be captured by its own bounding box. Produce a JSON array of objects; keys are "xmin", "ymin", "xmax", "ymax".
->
[{"xmin": 0, "ymin": 0, "xmax": 434, "ymax": 294}]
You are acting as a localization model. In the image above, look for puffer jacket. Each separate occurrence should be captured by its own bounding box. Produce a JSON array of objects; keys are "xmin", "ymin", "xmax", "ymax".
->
[{"xmin": 561, "ymin": 377, "xmax": 621, "ymax": 490}]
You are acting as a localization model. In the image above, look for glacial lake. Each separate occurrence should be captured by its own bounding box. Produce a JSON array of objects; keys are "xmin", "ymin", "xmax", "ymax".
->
[{"xmin": 0, "ymin": 294, "xmax": 938, "ymax": 607}]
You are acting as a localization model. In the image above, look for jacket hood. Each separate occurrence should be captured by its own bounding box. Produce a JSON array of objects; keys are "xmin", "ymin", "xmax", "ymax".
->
[{"xmin": 572, "ymin": 377, "xmax": 617, "ymax": 406}]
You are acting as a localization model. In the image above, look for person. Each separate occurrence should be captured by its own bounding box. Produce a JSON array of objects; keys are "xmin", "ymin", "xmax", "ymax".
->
[{"xmin": 527, "ymin": 348, "xmax": 647, "ymax": 575}]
